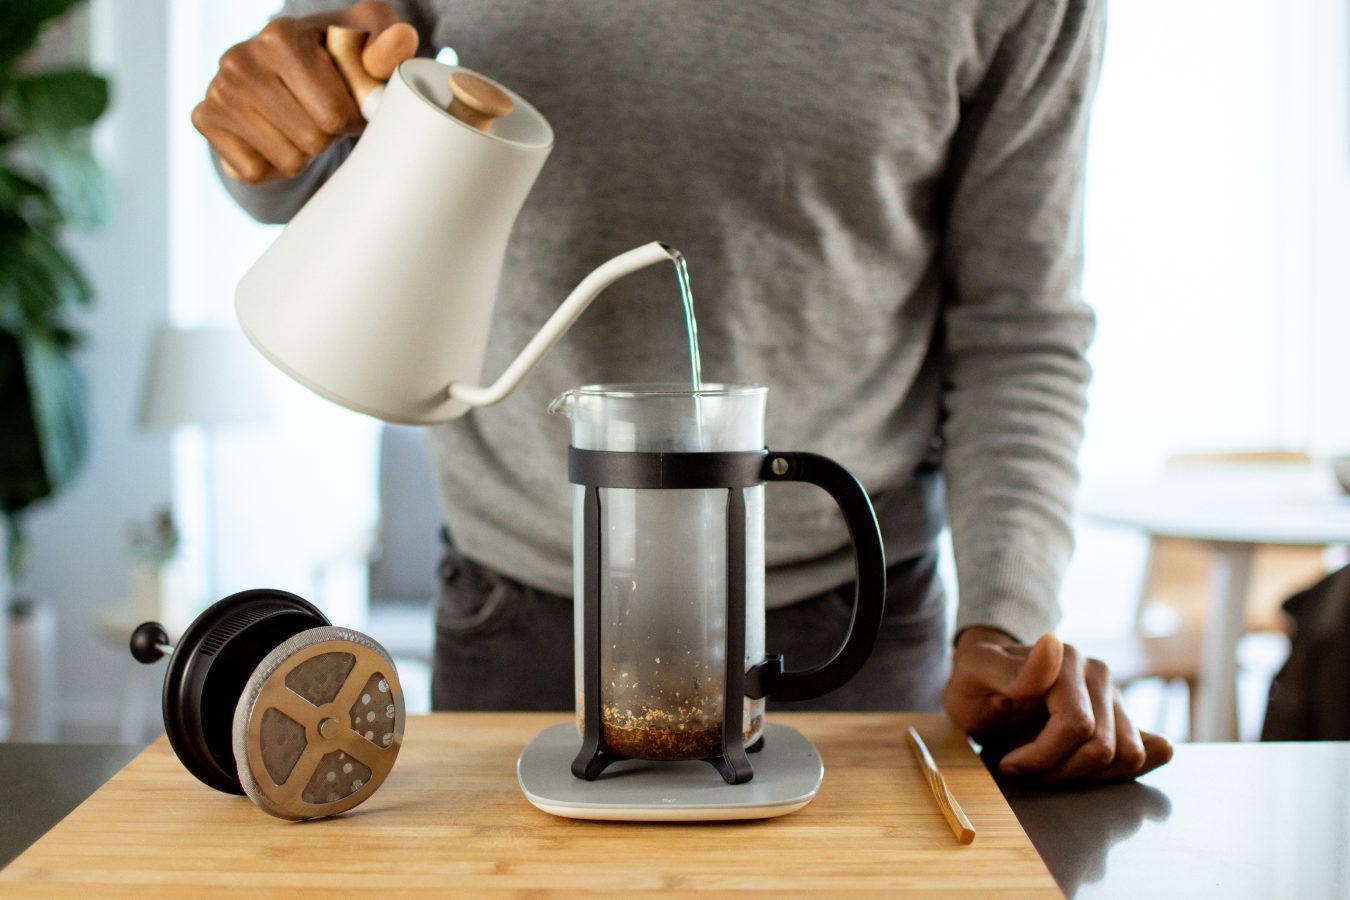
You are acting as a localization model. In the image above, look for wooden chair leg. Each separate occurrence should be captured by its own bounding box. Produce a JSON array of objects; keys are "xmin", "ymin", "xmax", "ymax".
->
[{"xmin": 1185, "ymin": 678, "xmax": 1199, "ymax": 742}]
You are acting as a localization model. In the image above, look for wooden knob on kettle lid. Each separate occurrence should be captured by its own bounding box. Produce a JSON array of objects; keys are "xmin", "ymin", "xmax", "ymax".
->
[{"xmin": 447, "ymin": 71, "xmax": 514, "ymax": 132}]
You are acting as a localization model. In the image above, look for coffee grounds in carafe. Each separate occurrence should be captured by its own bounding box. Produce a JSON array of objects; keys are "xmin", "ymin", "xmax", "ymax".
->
[
  {"xmin": 576, "ymin": 686, "xmax": 765, "ymax": 761},
  {"xmin": 601, "ymin": 703, "xmax": 764, "ymax": 761}
]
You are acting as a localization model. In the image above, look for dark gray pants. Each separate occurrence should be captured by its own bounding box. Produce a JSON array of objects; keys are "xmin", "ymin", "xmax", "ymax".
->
[{"xmin": 432, "ymin": 545, "xmax": 949, "ymax": 712}]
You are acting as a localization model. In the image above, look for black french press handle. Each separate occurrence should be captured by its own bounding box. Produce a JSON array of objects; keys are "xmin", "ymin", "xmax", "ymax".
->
[{"xmin": 750, "ymin": 451, "xmax": 887, "ymax": 702}]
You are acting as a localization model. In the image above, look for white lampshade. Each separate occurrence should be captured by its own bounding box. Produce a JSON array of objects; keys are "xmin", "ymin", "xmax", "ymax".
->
[{"xmin": 139, "ymin": 325, "xmax": 271, "ymax": 430}]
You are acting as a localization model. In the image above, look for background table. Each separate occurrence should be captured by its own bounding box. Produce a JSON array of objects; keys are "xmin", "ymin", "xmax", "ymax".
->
[{"xmin": 1081, "ymin": 462, "xmax": 1350, "ymax": 741}]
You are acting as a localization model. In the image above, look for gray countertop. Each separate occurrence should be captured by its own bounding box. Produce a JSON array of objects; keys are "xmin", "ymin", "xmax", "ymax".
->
[
  {"xmin": 997, "ymin": 742, "xmax": 1350, "ymax": 898},
  {"xmin": 0, "ymin": 743, "xmax": 142, "ymax": 869},
  {"xmin": 4, "ymin": 739, "xmax": 1348, "ymax": 897}
]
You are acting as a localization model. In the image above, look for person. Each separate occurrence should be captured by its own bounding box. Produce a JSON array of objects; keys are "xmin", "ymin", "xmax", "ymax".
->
[{"xmin": 195, "ymin": 0, "xmax": 1173, "ymax": 783}]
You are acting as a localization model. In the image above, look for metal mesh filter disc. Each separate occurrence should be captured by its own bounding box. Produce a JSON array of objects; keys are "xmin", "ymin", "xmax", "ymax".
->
[{"xmin": 231, "ymin": 626, "xmax": 404, "ymax": 820}]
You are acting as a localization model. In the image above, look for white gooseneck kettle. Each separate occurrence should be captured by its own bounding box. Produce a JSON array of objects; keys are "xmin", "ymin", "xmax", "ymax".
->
[{"xmin": 235, "ymin": 26, "xmax": 673, "ymax": 424}]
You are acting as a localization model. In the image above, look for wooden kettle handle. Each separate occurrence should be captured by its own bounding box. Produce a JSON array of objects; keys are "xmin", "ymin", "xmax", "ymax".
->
[
  {"xmin": 332, "ymin": 25, "xmax": 513, "ymax": 132},
  {"xmin": 325, "ymin": 24, "xmax": 386, "ymax": 109},
  {"xmin": 220, "ymin": 26, "xmax": 513, "ymax": 179}
]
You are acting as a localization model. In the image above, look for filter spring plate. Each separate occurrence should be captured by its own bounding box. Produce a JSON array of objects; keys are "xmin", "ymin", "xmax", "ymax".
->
[{"xmin": 232, "ymin": 627, "xmax": 404, "ymax": 820}]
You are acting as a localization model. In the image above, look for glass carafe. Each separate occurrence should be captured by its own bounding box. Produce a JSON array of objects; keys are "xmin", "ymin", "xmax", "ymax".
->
[{"xmin": 552, "ymin": 383, "xmax": 886, "ymax": 784}]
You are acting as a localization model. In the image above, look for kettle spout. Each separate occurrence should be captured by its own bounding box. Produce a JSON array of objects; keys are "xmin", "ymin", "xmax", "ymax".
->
[{"xmin": 448, "ymin": 241, "xmax": 676, "ymax": 409}]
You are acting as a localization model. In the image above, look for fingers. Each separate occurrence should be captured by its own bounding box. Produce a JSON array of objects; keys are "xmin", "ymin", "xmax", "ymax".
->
[
  {"xmin": 255, "ymin": 20, "xmax": 364, "ymax": 135},
  {"xmin": 337, "ymin": 0, "xmax": 402, "ymax": 31},
  {"xmin": 1035, "ymin": 660, "xmax": 1122, "ymax": 783},
  {"xmin": 996, "ymin": 648, "xmax": 1174, "ymax": 785},
  {"xmin": 1048, "ymin": 711, "xmax": 1168, "ymax": 784},
  {"xmin": 242, "ymin": 73, "xmax": 338, "ymax": 158},
  {"xmin": 943, "ymin": 629, "xmax": 1064, "ymax": 741},
  {"xmin": 1138, "ymin": 730, "xmax": 1174, "ymax": 777},
  {"xmin": 945, "ymin": 631, "xmax": 1176, "ymax": 786},
  {"xmin": 363, "ymin": 22, "xmax": 419, "ymax": 79},
  {"xmin": 1109, "ymin": 697, "xmax": 1147, "ymax": 775},
  {"xmin": 950, "ymin": 632, "xmax": 1060, "ymax": 700},
  {"xmin": 196, "ymin": 9, "xmax": 403, "ymax": 184},
  {"xmin": 999, "ymin": 643, "xmax": 1093, "ymax": 775},
  {"xmin": 195, "ymin": 72, "xmax": 313, "ymax": 180},
  {"xmin": 1006, "ymin": 633, "xmax": 1064, "ymax": 700},
  {"xmin": 233, "ymin": 105, "xmax": 310, "ymax": 178},
  {"xmin": 195, "ymin": 117, "xmax": 277, "ymax": 184}
]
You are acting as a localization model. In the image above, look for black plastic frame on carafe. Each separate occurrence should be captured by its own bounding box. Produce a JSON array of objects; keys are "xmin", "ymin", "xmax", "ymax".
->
[
  {"xmin": 568, "ymin": 444, "xmax": 888, "ymax": 786},
  {"xmin": 568, "ymin": 446, "xmax": 779, "ymax": 785}
]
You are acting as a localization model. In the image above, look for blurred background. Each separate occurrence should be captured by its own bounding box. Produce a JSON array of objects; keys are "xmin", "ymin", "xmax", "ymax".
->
[{"xmin": 1, "ymin": 0, "xmax": 1347, "ymax": 745}]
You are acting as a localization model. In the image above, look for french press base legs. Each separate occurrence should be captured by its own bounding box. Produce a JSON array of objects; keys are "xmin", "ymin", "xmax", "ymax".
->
[
  {"xmin": 705, "ymin": 733, "xmax": 768, "ymax": 785},
  {"xmin": 572, "ymin": 735, "xmax": 767, "ymax": 785},
  {"xmin": 571, "ymin": 476, "xmax": 765, "ymax": 786},
  {"xmin": 573, "ymin": 740, "xmax": 766, "ymax": 784}
]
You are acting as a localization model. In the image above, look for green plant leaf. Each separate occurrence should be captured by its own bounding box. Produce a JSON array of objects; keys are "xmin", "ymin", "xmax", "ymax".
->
[
  {"xmin": 0, "ymin": 325, "xmax": 89, "ymax": 550},
  {"xmin": 0, "ymin": 330, "xmax": 55, "ymax": 516},
  {"xmin": 0, "ymin": 1, "xmax": 103, "ymax": 577},
  {"xmin": 0, "ymin": 163, "xmax": 60, "ymax": 225},
  {"xmin": 0, "ymin": 0, "xmax": 84, "ymax": 68},
  {"xmin": 0, "ymin": 225, "xmax": 91, "ymax": 329},
  {"xmin": 3, "ymin": 511, "xmax": 26, "ymax": 581},
  {"xmin": 32, "ymin": 228, "xmax": 93, "ymax": 306},
  {"xmin": 0, "ymin": 163, "xmax": 50, "ymax": 206},
  {"xmin": 10, "ymin": 70, "xmax": 109, "ymax": 136},
  {"xmin": 28, "ymin": 138, "xmax": 108, "ymax": 225},
  {"xmin": 19, "ymin": 327, "xmax": 88, "ymax": 498}
]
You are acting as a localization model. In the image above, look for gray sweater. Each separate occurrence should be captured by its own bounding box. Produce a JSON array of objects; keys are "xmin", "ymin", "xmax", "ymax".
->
[{"xmin": 224, "ymin": 0, "xmax": 1103, "ymax": 643}]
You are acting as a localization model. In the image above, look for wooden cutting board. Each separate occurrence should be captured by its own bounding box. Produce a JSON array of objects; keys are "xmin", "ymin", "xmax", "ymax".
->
[{"xmin": 1, "ymin": 712, "xmax": 1058, "ymax": 897}]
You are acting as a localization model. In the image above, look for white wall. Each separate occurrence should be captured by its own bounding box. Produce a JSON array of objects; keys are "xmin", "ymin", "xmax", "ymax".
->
[
  {"xmin": 165, "ymin": 1, "xmax": 380, "ymax": 629},
  {"xmin": 1305, "ymin": 0, "xmax": 1350, "ymax": 457},
  {"xmin": 12, "ymin": 0, "xmax": 379, "ymax": 741},
  {"xmin": 1061, "ymin": 0, "xmax": 1350, "ymax": 641},
  {"xmin": 17, "ymin": 0, "xmax": 175, "ymax": 738}
]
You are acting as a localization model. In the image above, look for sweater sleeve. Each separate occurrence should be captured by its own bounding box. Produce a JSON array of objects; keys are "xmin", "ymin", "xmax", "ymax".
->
[
  {"xmin": 939, "ymin": 0, "xmax": 1106, "ymax": 643},
  {"xmin": 212, "ymin": 0, "xmax": 435, "ymax": 225}
]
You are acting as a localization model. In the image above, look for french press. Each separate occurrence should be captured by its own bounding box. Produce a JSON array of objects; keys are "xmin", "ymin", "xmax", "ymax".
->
[
  {"xmin": 550, "ymin": 383, "xmax": 886, "ymax": 785},
  {"xmin": 129, "ymin": 589, "xmax": 405, "ymax": 820}
]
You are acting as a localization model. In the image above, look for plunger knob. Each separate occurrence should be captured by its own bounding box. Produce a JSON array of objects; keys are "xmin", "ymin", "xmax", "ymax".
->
[
  {"xmin": 130, "ymin": 621, "xmax": 173, "ymax": 664},
  {"xmin": 447, "ymin": 71, "xmax": 514, "ymax": 132}
]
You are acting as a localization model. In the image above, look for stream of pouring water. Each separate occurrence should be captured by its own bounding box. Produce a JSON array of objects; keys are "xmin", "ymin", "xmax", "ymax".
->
[
  {"xmin": 669, "ymin": 249, "xmax": 703, "ymax": 392},
  {"xmin": 668, "ymin": 250, "xmax": 706, "ymax": 449}
]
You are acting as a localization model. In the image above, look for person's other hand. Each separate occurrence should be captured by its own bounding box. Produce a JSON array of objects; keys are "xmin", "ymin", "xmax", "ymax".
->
[
  {"xmin": 943, "ymin": 626, "xmax": 1173, "ymax": 783},
  {"xmin": 192, "ymin": 1, "xmax": 419, "ymax": 184}
]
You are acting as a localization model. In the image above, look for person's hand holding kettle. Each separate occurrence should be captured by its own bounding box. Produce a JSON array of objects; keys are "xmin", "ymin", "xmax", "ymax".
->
[{"xmin": 192, "ymin": 1, "xmax": 418, "ymax": 184}]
